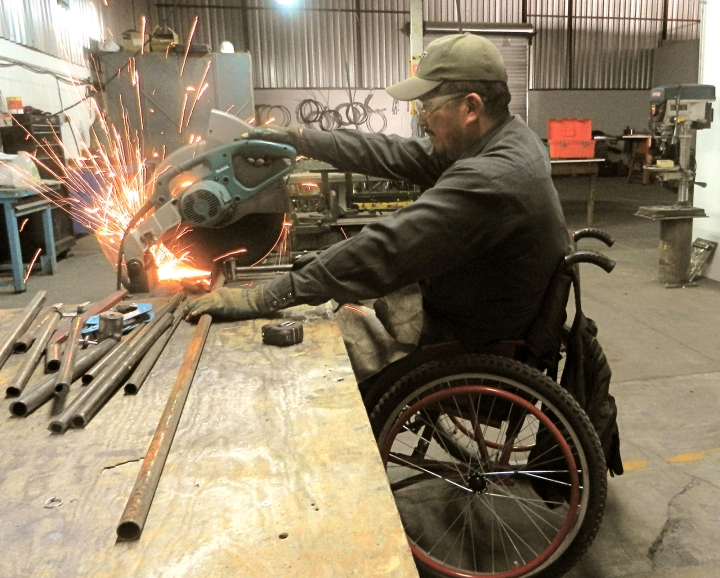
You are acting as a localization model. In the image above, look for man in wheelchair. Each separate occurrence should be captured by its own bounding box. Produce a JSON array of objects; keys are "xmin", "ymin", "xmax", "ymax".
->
[{"xmin": 189, "ymin": 33, "xmax": 622, "ymax": 577}]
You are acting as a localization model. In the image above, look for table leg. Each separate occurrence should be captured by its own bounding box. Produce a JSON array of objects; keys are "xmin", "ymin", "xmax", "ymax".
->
[
  {"xmin": 2, "ymin": 202, "xmax": 26, "ymax": 292},
  {"xmin": 40, "ymin": 207, "xmax": 58, "ymax": 275},
  {"xmin": 587, "ymin": 172, "xmax": 597, "ymax": 226}
]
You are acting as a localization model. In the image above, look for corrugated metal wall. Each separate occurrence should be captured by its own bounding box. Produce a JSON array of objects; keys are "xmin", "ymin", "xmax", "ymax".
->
[
  {"xmin": 0, "ymin": 0, "xmax": 102, "ymax": 66},
  {"xmin": 103, "ymin": 0, "xmax": 699, "ymax": 90}
]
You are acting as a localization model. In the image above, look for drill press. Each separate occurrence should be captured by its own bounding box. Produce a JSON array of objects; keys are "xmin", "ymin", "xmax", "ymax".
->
[{"xmin": 636, "ymin": 84, "xmax": 716, "ymax": 287}]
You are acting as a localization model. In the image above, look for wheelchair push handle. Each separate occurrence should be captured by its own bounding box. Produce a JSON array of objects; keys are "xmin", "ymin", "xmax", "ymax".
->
[
  {"xmin": 572, "ymin": 228, "xmax": 615, "ymax": 247},
  {"xmin": 565, "ymin": 250, "xmax": 616, "ymax": 273}
]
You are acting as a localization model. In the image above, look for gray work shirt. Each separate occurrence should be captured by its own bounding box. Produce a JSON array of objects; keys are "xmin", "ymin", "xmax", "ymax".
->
[{"xmin": 264, "ymin": 116, "xmax": 570, "ymax": 349}]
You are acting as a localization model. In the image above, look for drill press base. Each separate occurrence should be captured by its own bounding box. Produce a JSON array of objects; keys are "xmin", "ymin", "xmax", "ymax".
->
[{"xmin": 636, "ymin": 205, "xmax": 708, "ymax": 287}]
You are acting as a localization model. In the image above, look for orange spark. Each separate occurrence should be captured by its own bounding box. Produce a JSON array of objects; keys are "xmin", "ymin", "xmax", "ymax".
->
[
  {"xmin": 343, "ymin": 305, "xmax": 367, "ymax": 316},
  {"xmin": 23, "ymin": 248, "xmax": 42, "ymax": 283},
  {"xmin": 264, "ymin": 117, "xmax": 276, "ymax": 125},
  {"xmin": 18, "ymin": 218, "xmax": 29, "ymax": 232},
  {"xmin": 225, "ymin": 105, "xmax": 235, "ymax": 113},
  {"xmin": 140, "ymin": 17, "xmax": 146, "ymax": 54},
  {"xmin": 179, "ymin": 93, "xmax": 189, "ymax": 132},
  {"xmin": 340, "ymin": 227, "xmax": 348, "ymax": 239},
  {"xmin": 180, "ymin": 16, "xmax": 199, "ymax": 77},
  {"xmin": 186, "ymin": 61, "xmax": 212, "ymax": 127},
  {"xmin": 213, "ymin": 248, "xmax": 248, "ymax": 262}
]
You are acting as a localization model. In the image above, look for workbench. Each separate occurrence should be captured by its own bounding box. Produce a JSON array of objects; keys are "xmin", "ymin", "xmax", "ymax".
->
[
  {"xmin": 0, "ymin": 187, "xmax": 58, "ymax": 292},
  {"xmin": 0, "ymin": 304, "xmax": 418, "ymax": 577},
  {"xmin": 551, "ymin": 158, "xmax": 603, "ymax": 226}
]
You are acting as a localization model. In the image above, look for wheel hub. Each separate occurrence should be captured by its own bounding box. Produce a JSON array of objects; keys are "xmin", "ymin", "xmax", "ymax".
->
[{"xmin": 468, "ymin": 472, "xmax": 488, "ymax": 493}]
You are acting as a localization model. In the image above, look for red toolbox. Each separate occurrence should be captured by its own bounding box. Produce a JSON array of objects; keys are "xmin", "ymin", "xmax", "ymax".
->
[{"xmin": 547, "ymin": 118, "xmax": 596, "ymax": 159}]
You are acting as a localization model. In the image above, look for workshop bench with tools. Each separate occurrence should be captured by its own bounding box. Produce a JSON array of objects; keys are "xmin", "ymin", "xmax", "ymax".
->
[{"xmin": 0, "ymin": 299, "xmax": 418, "ymax": 578}]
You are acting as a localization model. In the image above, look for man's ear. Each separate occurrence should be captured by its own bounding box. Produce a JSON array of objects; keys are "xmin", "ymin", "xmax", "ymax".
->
[{"xmin": 464, "ymin": 93, "xmax": 484, "ymax": 121}]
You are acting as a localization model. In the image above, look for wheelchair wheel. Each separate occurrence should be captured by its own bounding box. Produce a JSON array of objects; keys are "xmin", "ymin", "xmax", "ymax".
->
[{"xmin": 370, "ymin": 354, "xmax": 606, "ymax": 578}]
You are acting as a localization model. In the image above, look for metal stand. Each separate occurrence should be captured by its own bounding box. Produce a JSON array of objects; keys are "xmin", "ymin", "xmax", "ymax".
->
[{"xmin": 636, "ymin": 122, "xmax": 706, "ymax": 287}]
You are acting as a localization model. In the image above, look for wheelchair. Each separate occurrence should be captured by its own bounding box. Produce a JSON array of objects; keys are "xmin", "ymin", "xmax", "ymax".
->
[{"xmin": 361, "ymin": 228, "xmax": 618, "ymax": 578}]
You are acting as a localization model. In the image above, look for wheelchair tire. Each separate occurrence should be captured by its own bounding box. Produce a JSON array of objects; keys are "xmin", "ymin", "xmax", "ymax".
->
[{"xmin": 369, "ymin": 354, "xmax": 606, "ymax": 578}]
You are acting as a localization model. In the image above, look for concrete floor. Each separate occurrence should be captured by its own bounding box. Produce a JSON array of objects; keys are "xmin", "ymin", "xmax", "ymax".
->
[{"xmin": 1, "ymin": 176, "xmax": 720, "ymax": 576}]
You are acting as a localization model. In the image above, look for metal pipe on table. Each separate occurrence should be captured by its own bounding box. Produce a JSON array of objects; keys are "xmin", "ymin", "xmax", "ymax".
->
[
  {"xmin": 71, "ymin": 313, "xmax": 175, "ymax": 428},
  {"xmin": 45, "ymin": 342, "xmax": 62, "ymax": 373},
  {"xmin": 124, "ymin": 308, "xmax": 186, "ymax": 395},
  {"xmin": 13, "ymin": 307, "xmax": 51, "ymax": 353},
  {"xmin": 116, "ymin": 314, "xmax": 212, "ymax": 540},
  {"xmin": 116, "ymin": 276, "xmax": 223, "ymax": 541},
  {"xmin": 0, "ymin": 290, "xmax": 46, "ymax": 370},
  {"xmin": 49, "ymin": 293, "xmax": 186, "ymax": 434},
  {"xmin": 55, "ymin": 315, "xmax": 84, "ymax": 392},
  {"xmin": 10, "ymin": 338, "xmax": 118, "ymax": 417},
  {"xmin": 6, "ymin": 308, "xmax": 62, "ymax": 397}
]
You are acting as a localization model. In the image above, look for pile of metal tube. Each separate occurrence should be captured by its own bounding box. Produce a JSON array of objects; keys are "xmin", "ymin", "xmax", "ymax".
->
[{"xmin": 0, "ymin": 289, "xmax": 187, "ymax": 432}]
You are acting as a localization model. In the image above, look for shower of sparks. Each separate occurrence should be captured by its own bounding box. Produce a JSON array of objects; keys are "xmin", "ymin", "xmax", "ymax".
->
[
  {"xmin": 180, "ymin": 16, "xmax": 199, "ymax": 77},
  {"xmin": 0, "ymin": 98, "xmax": 209, "ymax": 283},
  {"xmin": 23, "ymin": 248, "xmax": 42, "ymax": 284}
]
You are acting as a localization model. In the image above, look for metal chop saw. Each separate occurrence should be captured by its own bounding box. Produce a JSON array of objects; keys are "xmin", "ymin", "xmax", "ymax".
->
[{"xmin": 119, "ymin": 111, "xmax": 296, "ymax": 293}]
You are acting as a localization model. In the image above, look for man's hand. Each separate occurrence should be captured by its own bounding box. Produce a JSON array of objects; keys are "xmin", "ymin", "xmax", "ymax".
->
[
  {"xmin": 241, "ymin": 126, "xmax": 302, "ymax": 149},
  {"xmin": 186, "ymin": 286, "xmax": 270, "ymax": 321}
]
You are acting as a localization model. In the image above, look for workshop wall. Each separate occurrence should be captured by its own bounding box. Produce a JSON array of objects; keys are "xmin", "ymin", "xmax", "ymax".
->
[
  {"xmin": 0, "ymin": 39, "xmax": 94, "ymax": 159},
  {"xmin": 694, "ymin": 0, "xmax": 720, "ymax": 282},
  {"xmin": 528, "ymin": 90, "xmax": 650, "ymax": 139}
]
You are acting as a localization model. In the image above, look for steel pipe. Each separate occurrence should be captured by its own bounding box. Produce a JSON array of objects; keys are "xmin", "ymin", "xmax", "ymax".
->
[
  {"xmin": 45, "ymin": 342, "xmax": 63, "ymax": 372},
  {"xmin": 10, "ymin": 339, "xmax": 118, "ymax": 417},
  {"xmin": 6, "ymin": 309, "xmax": 61, "ymax": 397},
  {"xmin": 13, "ymin": 307, "xmax": 51, "ymax": 353},
  {"xmin": 55, "ymin": 316, "xmax": 84, "ymax": 392},
  {"xmin": 71, "ymin": 313, "xmax": 174, "ymax": 428},
  {"xmin": 124, "ymin": 309, "xmax": 186, "ymax": 395},
  {"xmin": 116, "ymin": 313, "xmax": 213, "ymax": 541},
  {"xmin": 0, "ymin": 291, "xmax": 46, "ymax": 370}
]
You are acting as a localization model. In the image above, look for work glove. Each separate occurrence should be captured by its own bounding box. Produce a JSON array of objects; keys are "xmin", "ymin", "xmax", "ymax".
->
[
  {"xmin": 242, "ymin": 126, "xmax": 303, "ymax": 149},
  {"xmin": 186, "ymin": 286, "xmax": 270, "ymax": 321}
]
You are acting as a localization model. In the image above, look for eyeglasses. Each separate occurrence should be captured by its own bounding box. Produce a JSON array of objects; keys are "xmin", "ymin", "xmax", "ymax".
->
[{"xmin": 415, "ymin": 93, "xmax": 467, "ymax": 121}]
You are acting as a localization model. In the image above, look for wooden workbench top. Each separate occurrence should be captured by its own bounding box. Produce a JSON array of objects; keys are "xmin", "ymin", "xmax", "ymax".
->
[{"xmin": 0, "ymin": 304, "xmax": 418, "ymax": 578}]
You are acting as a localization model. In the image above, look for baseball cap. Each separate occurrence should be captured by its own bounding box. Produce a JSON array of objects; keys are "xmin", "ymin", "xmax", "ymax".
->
[{"xmin": 386, "ymin": 33, "xmax": 508, "ymax": 101}]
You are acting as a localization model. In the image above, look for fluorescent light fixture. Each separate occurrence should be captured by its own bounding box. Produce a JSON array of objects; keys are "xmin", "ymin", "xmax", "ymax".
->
[{"xmin": 275, "ymin": 0, "xmax": 298, "ymax": 6}]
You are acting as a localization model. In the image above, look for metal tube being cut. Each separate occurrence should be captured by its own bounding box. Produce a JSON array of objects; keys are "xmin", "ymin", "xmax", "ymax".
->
[
  {"xmin": 6, "ymin": 309, "xmax": 61, "ymax": 397},
  {"xmin": 55, "ymin": 316, "xmax": 84, "ymax": 392},
  {"xmin": 10, "ymin": 338, "xmax": 118, "ymax": 417},
  {"xmin": 116, "ymin": 276, "xmax": 221, "ymax": 541},
  {"xmin": 71, "ymin": 313, "xmax": 174, "ymax": 428},
  {"xmin": 0, "ymin": 291, "xmax": 46, "ymax": 370},
  {"xmin": 124, "ymin": 308, "xmax": 186, "ymax": 395}
]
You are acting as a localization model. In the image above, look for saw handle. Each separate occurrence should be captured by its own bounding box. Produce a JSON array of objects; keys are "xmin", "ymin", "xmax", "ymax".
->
[{"xmin": 151, "ymin": 140, "xmax": 297, "ymax": 206}]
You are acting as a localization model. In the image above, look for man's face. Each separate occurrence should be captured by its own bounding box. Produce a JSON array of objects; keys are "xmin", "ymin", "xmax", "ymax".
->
[{"xmin": 417, "ymin": 92, "xmax": 468, "ymax": 159}]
